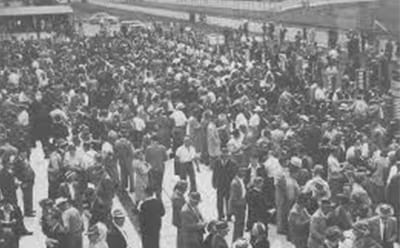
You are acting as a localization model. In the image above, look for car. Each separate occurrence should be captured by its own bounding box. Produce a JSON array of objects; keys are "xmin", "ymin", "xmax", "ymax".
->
[
  {"xmin": 120, "ymin": 20, "xmax": 148, "ymax": 31},
  {"xmin": 88, "ymin": 12, "xmax": 119, "ymax": 25}
]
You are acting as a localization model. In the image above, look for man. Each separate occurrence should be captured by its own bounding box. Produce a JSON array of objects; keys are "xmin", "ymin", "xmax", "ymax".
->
[
  {"xmin": 368, "ymin": 204, "xmax": 398, "ymax": 248},
  {"xmin": 58, "ymin": 171, "xmax": 81, "ymax": 210},
  {"xmin": 207, "ymin": 114, "xmax": 221, "ymax": 169},
  {"xmin": 245, "ymin": 154, "xmax": 267, "ymax": 188},
  {"xmin": 176, "ymin": 136, "xmax": 199, "ymax": 192},
  {"xmin": 138, "ymin": 187, "xmax": 165, "ymax": 248},
  {"xmin": 229, "ymin": 167, "xmax": 247, "ymax": 242},
  {"xmin": 171, "ymin": 102, "xmax": 187, "ymax": 154},
  {"xmin": 48, "ymin": 139, "xmax": 67, "ymax": 199},
  {"xmin": 171, "ymin": 180, "xmax": 188, "ymax": 248},
  {"xmin": 386, "ymin": 162, "xmax": 400, "ymax": 219},
  {"xmin": 211, "ymin": 221, "xmax": 230, "ymax": 248},
  {"xmin": 288, "ymin": 193, "xmax": 311, "ymax": 248},
  {"xmin": 307, "ymin": 198, "xmax": 333, "ymax": 248},
  {"xmin": 145, "ymin": 135, "xmax": 168, "ymax": 199},
  {"xmin": 246, "ymin": 177, "xmax": 270, "ymax": 232},
  {"xmin": 0, "ymin": 154, "xmax": 18, "ymax": 205},
  {"xmin": 107, "ymin": 209, "xmax": 128, "ymax": 248},
  {"xmin": 181, "ymin": 192, "xmax": 206, "ymax": 248},
  {"xmin": 56, "ymin": 197, "xmax": 84, "ymax": 248},
  {"xmin": 114, "ymin": 126, "xmax": 134, "ymax": 192},
  {"xmin": 212, "ymin": 148, "xmax": 237, "ymax": 220},
  {"xmin": 13, "ymin": 149, "xmax": 35, "ymax": 217}
]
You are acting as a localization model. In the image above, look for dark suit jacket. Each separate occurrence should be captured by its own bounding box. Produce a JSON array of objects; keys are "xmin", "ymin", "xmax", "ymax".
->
[
  {"xmin": 212, "ymin": 159, "xmax": 237, "ymax": 194},
  {"xmin": 0, "ymin": 169, "xmax": 17, "ymax": 204},
  {"xmin": 171, "ymin": 191, "xmax": 186, "ymax": 228},
  {"xmin": 139, "ymin": 198, "xmax": 165, "ymax": 235},
  {"xmin": 106, "ymin": 223, "xmax": 127, "ymax": 248},
  {"xmin": 181, "ymin": 203, "xmax": 204, "ymax": 248},
  {"xmin": 386, "ymin": 174, "xmax": 400, "ymax": 214},
  {"xmin": 246, "ymin": 187, "xmax": 270, "ymax": 229},
  {"xmin": 211, "ymin": 234, "xmax": 229, "ymax": 248},
  {"xmin": 368, "ymin": 216, "xmax": 398, "ymax": 245},
  {"xmin": 228, "ymin": 177, "xmax": 246, "ymax": 215},
  {"xmin": 244, "ymin": 165, "xmax": 267, "ymax": 187},
  {"xmin": 58, "ymin": 182, "xmax": 81, "ymax": 201}
]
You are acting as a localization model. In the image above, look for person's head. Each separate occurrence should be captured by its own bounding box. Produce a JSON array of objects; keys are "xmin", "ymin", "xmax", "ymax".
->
[
  {"xmin": 215, "ymin": 221, "xmax": 229, "ymax": 237},
  {"xmin": 249, "ymin": 154, "xmax": 258, "ymax": 166},
  {"xmin": 65, "ymin": 171, "xmax": 78, "ymax": 183},
  {"xmin": 55, "ymin": 198, "xmax": 69, "ymax": 211},
  {"xmin": 251, "ymin": 222, "xmax": 267, "ymax": 238},
  {"xmin": 221, "ymin": 147, "xmax": 230, "ymax": 160},
  {"xmin": 376, "ymin": 204, "xmax": 394, "ymax": 222},
  {"xmin": 233, "ymin": 238, "xmax": 250, "ymax": 248},
  {"xmin": 237, "ymin": 167, "xmax": 247, "ymax": 179},
  {"xmin": 183, "ymin": 136, "xmax": 191, "ymax": 147},
  {"xmin": 173, "ymin": 180, "xmax": 188, "ymax": 194},
  {"xmin": 253, "ymin": 177, "xmax": 264, "ymax": 190},
  {"xmin": 336, "ymin": 193, "xmax": 350, "ymax": 207},
  {"xmin": 112, "ymin": 209, "xmax": 126, "ymax": 227},
  {"xmin": 151, "ymin": 134, "xmax": 159, "ymax": 144},
  {"xmin": 232, "ymin": 129, "xmax": 240, "ymax": 139},
  {"xmin": 325, "ymin": 226, "xmax": 343, "ymax": 246},
  {"xmin": 319, "ymin": 198, "xmax": 333, "ymax": 215},
  {"xmin": 296, "ymin": 193, "xmax": 309, "ymax": 207},
  {"xmin": 312, "ymin": 165, "xmax": 324, "ymax": 177},
  {"xmin": 352, "ymin": 221, "xmax": 370, "ymax": 238},
  {"xmin": 206, "ymin": 220, "xmax": 218, "ymax": 234},
  {"xmin": 188, "ymin": 192, "xmax": 201, "ymax": 207}
]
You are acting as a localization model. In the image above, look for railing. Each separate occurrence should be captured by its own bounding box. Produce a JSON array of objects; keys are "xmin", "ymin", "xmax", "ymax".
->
[{"xmin": 140, "ymin": 0, "xmax": 375, "ymax": 12}]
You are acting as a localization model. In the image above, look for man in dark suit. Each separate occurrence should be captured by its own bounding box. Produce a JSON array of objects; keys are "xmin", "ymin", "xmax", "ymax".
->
[
  {"xmin": 228, "ymin": 167, "xmax": 247, "ymax": 242},
  {"xmin": 14, "ymin": 150, "xmax": 35, "ymax": 217},
  {"xmin": 0, "ymin": 154, "xmax": 18, "ymax": 205},
  {"xmin": 212, "ymin": 148, "xmax": 237, "ymax": 220},
  {"xmin": 114, "ymin": 127, "xmax": 134, "ymax": 192},
  {"xmin": 145, "ymin": 135, "xmax": 168, "ymax": 199},
  {"xmin": 211, "ymin": 221, "xmax": 229, "ymax": 248},
  {"xmin": 58, "ymin": 171, "xmax": 81, "ymax": 209},
  {"xmin": 138, "ymin": 187, "xmax": 165, "ymax": 248},
  {"xmin": 181, "ymin": 192, "xmax": 206, "ymax": 248},
  {"xmin": 107, "ymin": 209, "xmax": 128, "ymax": 248},
  {"xmin": 368, "ymin": 204, "xmax": 398, "ymax": 248}
]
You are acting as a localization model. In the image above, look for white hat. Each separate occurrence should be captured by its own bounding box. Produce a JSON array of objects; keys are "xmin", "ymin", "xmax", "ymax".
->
[
  {"xmin": 55, "ymin": 197, "xmax": 68, "ymax": 206},
  {"xmin": 290, "ymin": 156, "xmax": 302, "ymax": 168},
  {"xmin": 176, "ymin": 102, "xmax": 185, "ymax": 110},
  {"xmin": 253, "ymin": 106, "xmax": 263, "ymax": 112}
]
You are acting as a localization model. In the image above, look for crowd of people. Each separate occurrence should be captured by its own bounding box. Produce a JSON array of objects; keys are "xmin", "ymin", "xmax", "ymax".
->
[{"xmin": 0, "ymin": 13, "xmax": 399, "ymax": 248}]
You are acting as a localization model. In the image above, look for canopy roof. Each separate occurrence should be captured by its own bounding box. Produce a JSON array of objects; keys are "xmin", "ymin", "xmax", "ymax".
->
[{"xmin": 0, "ymin": 5, "xmax": 73, "ymax": 17}]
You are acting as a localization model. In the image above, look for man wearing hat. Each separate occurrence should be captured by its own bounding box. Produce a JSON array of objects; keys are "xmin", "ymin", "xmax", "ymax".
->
[
  {"xmin": 181, "ymin": 192, "xmax": 206, "ymax": 248},
  {"xmin": 211, "ymin": 221, "xmax": 229, "ymax": 248},
  {"xmin": 107, "ymin": 209, "xmax": 128, "ymax": 248},
  {"xmin": 114, "ymin": 127, "xmax": 135, "ymax": 192},
  {"xmin": 212, "ymin": 147, "xmax": 237, "ymax": 221},
  {"xmin": 48, "ymin": 139, "xmax": 67, "ymax": 199},
  {"xmin": 352, "ymin": 222, "xmax": 382, "ymax": 248},
  {"xmin": 323, "ymin": 226, "xmax": 343, "ymax": 248},
  {"xmin": 307, "ymin": 198, "xmax": 334, "ymax": 248},
  {"xmin": 367, "ymin": 204, "xmax": 398, "ymax": 248},
  {"xmin": 229, "ymin": 167, "xmax": 248, "ymax": 242},
  {"xmin": 138, "ymin": 187, "xmax": 165, "ymax": 248}
]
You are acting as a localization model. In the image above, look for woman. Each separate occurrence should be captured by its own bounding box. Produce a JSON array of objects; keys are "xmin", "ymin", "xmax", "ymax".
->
[
  {"xmin": 87, "ymin": 222, "xmax": 109, "ymax": 248},
  {"xmin": 171, "ymin": 180, "xmax": 188, "ymax": 248},
  {"xmin": 132, "ymin": 150, "xmax": 151, "ymax": 204},
  {"xmin": 250, "ymin": 222, "xmax": 270, "ymax": 248}
]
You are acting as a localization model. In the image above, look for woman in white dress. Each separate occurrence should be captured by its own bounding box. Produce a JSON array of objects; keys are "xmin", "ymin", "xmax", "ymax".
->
[
  {"xmin": 87, "ymin": 222, "xmax": 108, "ymax": 248},
  {"xmin": 132, "ymin": 150, "xmax": 151, "ymax": 204}
]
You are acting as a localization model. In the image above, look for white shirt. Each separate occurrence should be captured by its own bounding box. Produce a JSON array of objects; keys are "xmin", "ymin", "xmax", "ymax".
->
[
  {"xmin": 249, "ymin": 113, "xmax": 260, "ymax": 128},
  {"xmin": 68, "ymin": 183, "xmax": 75, "ymax": 200},
  {"xmin": 176, "ymin": 145, "xmax": 197, "ymax": 163},
  {"xmin": 238, "ymin": 178, "xmax": 246, "ymax": 199},
  {"xmin": 132, "ymin": 116, "xmax": 146, "ymax": 131},
  {"xmin": 17, "ymin": 110, "xmax": 29, "ymax": 126},
  {"xmin": 170, "ymin": 110, "xmax": 187, "ymax": 127},
  {"xmin": 235, "ymin": 112, "xmax": 248, "ymax": 129},
  {"xmin": 101, "ymin": 142, "xmax": 114, "ymax": 155}
]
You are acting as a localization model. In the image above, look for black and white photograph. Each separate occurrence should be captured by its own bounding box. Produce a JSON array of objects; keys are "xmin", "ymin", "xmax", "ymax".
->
[{"xmin": 0, "ymin": 0, "xmax": 399, "ymax": 247}]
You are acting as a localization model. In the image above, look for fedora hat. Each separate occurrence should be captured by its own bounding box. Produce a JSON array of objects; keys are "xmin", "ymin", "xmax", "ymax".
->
[
  {"xmin": 112, "ymin": 209, "xmax": 125, "ymax": 218},
  {"xmin": 376, "ymin": 204, "xmax": 394, "ymax": 217}
]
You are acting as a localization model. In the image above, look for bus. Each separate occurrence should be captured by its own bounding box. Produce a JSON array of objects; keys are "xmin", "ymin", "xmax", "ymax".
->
[{"xmin": 0, "ymin": 5, "xmax": 74, "ymax": 40}]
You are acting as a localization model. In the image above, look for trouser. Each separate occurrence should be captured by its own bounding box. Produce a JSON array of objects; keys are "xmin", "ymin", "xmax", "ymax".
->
[
  {"xmin": 142, "ymin": 232, "xmax": 160, "ymax": 248},
  {"xmin": 119, "ymin": 160, "xmax": 134, "ymax": 192},
  {"xmin": 179, "ymin": 162, "xmax": 196, "ymax": 192},
  {"xmin": 64, "ymin": 233, "xmax": 83, "ymax": 248},
  {"xmin": 216, "ymin": 189, "xmax": 229, "ymax": 220},
  {"xmin": 21, "ymin": 184, "xmax": 34, "ymax": 215},
  {"xmin": 48, "ymin": 180, "xmax": 60, "ymax": 199},
  {"xmin": 149, "ymin": 169, "xmax": 164, "ymax": 199},
  {"xmin": 232, "ymin": 206, "xmax": 246, "ymax": 243}
]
